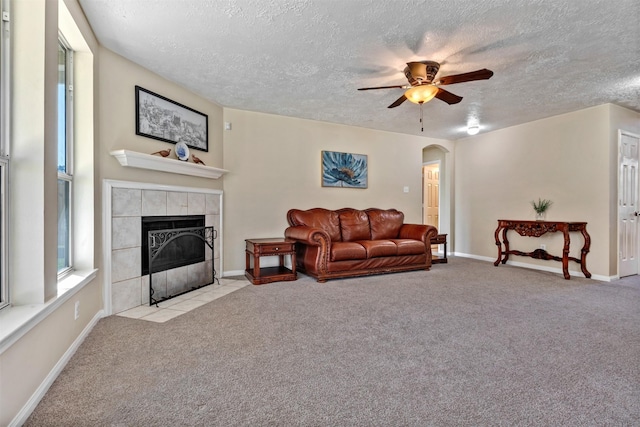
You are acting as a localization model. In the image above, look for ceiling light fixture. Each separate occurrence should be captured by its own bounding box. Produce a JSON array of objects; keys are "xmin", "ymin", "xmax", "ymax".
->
[
  {"xmin": 404, "ymin": 85, "xmax": 439, "ymax": 132},
  {"xmin": 467, "ymin": 124, "xmax": 480, "ymax": 135},
  {"xmin": 404, "ymin": 84, "xmax": 439, "ymax": 104}
]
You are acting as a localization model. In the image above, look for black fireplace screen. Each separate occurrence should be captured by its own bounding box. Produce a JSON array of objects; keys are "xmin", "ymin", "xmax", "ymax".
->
[
  {"xmin": 147, "ymin": 224, "xmax": 218, "ymax": 306},
  {"xmin": 141, "ymin": 216, "xmax": 204, "ymax": 276}
]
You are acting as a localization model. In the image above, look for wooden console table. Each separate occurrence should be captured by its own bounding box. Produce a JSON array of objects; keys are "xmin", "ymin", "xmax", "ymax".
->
[
  {"xmin": 493, "ymin": 220, "xmax": 591, "ymax": 280},
  {"xmin": 245, "ymin": 238, "xmax": 297, "ymax": 285}
]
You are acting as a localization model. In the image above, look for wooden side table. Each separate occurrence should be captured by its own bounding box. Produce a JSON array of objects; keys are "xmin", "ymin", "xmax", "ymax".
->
[
  {"xmin": 245, "ymin": 238, "xmax": 297, "ymax": 285},
  {"xmin": 431, "ymin": 233, "xmax": 448, "ymax": 264}
]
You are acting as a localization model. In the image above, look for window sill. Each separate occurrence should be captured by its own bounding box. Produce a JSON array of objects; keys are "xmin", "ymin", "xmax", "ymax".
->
[{"xmin": 0, "ymin": 269, "xmax": 98, "ymax": 355}]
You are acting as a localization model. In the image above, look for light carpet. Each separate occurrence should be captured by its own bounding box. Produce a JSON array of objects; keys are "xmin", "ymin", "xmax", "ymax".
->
[{"xmin": 25, "ymin": 257, "xmax": 640, "ymax": 426}]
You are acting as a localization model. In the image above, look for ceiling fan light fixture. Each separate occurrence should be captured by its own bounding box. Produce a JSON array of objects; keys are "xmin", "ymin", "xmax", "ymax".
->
[{"xmin": 404, "ymin": 84, "xmax": 438, "ymax": 104}]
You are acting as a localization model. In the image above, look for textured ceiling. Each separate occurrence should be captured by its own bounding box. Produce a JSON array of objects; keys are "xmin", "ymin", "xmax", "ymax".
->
[{"xmin": 78, "ymin": 0, "xmax": 640, "ymax": 139}]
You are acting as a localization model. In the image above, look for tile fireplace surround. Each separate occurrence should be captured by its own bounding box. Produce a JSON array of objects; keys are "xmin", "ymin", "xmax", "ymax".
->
[{"xmin": 103, "ymin": 180, "xmax": 223, "ymax": 315}]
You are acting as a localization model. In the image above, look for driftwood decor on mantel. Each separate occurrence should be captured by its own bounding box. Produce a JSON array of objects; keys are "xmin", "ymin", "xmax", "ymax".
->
[{"xmin": 110, "ymin": 149, "xmax": 228, "ymax": 179}]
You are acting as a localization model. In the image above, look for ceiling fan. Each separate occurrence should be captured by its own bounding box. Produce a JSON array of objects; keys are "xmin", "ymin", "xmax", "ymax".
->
[{"xmin": 357, "ymin": 61, "xmax": 493, "ymax": 109}]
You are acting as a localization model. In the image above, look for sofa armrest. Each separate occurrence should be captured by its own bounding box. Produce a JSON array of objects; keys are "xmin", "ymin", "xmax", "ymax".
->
[
  {"xmin": 399, "ymin": 224, "xmax": 438, "ymax": 267},
  {"xmin": 284, "ymin": 226, "xmax": 331, "ymax": 247},
  {"xmin": 399, "ymin": 224, "xmax": 438, "ymax": 243},
  {"xmin": 284, "ymin": 226, "xmax": 331, "ymax": 275}
]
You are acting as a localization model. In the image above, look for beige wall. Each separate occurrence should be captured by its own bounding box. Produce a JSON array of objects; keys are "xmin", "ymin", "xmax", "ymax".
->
[
  {"xmin": 97, "ymin": 47, "xmax": 224, "ymax": 189},
  {"xmin": 222, "ymin": 109, "xmax": 448, "ymax": 273},
  {"xmin": 454, "ymin": 104, "xmax": 640, "ymax": 279},
  {"xmin": 0, "ymin": 281, "xmax": 102, "ymax": 426}
]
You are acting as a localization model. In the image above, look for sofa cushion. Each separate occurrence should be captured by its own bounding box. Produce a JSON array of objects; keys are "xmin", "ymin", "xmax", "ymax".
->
[
  {"xmin": 357, "ymin": 240, "xmax": 398, "ymax": 258},
  {"xmin": 367, "ymin": 209, "xmax": 404, "ymax": 240},
  {"xmin": 391, "ymin": 239, "xmax": 426, "ymax": 256},
  {"xmin": 338, "ymin": 209, "xmax": 370, "ymax": 241},
  {"xmin": 331, "ymin": 241, "xmax": 367, "ymax": 261},
  {"xmin": 288, "ymin": 208, "xmax": 342, "ymax": 242}
]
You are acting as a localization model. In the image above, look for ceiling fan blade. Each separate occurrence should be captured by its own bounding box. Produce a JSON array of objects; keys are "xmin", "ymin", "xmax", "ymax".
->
[
  {"xmin": 435, "ymin": 88, "xmax": 463, "ymax": 105},
  {"xmin": 387, "ymin": 95, "xmax": 407, "ymax": 108},
  {"xmin": 436, "ymin": 68, "xmax": 494, "ymax": 85},
  {"xmin": 357, "ymin": 85, "xmax": 405, "ymax": 91}
]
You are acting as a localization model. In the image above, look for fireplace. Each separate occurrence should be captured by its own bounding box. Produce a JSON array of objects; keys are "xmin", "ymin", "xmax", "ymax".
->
[
  {"xmin": 141, "ymin": 215, "xmax": 205, "ymax": 276},
  {"xmin": 105, "ymin": 181, "xmax": 223, "ymax": 315}
]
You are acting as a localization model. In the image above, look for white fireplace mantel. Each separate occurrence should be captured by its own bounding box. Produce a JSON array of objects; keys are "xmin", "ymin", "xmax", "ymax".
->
[{"xmin": 110, "ymin": 149, "xmax": 228, "ymax": 179}]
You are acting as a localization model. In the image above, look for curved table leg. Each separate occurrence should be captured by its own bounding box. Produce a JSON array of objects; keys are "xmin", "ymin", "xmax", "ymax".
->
[
  {"xmin": 562, "ymin": 229, "xmax": 571, "ymax": 279},
  {"xmin": 580, "ymin": 225, "xmax": 592, "ymax": 278},
  {"xmin": 501, "ymin": 227, "xmax": 510, "ymax": 264},
  {"xmin": 494, "ymin": 224, "xmax": 503, "ymax": 266}
]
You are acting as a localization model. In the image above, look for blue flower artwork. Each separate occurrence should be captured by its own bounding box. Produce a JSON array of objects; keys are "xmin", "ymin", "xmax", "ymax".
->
[{"xmin": 322, "ymin": 151, "xmax": 368, "ymax": 188}]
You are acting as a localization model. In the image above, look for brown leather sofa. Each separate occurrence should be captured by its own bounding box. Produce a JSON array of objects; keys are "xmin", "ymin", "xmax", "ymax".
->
[{"xmin": 284, "ymin": 207, "xmax": 438, "ymax": 282}]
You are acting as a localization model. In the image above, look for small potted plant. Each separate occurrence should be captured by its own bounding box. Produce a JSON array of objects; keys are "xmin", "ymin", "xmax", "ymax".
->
[{"xmin": 531, "ymin": 198, "xmax": 552, "ymax": 221}]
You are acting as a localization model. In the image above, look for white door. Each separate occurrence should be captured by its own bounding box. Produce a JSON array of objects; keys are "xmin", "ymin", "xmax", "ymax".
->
[
  {"xmin": 423, "ymin": 164, "xmax": 440, "ymax": 228},
  {"xmin": 619, "ymin": 131, "xmax": 640, "ymax": 277}
]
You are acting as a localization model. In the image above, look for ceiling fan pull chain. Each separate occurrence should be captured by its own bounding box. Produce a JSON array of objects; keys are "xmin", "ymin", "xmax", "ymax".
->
[{"xmin": 420, "ymin": 102, "xmax": 424, "ymax": 132}]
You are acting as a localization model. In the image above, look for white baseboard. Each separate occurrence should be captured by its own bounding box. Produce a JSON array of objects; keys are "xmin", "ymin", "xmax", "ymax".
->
[
  {"xmin": 453, "ymin": 252, "xmax": 614, "ymax": 282},
  {"xmin": 234, "ymin": 254, "xmax": 617, "ymax": 282},
  {"xmin": 453, "ymin": 252, "xmax": 495, "ymax": 263},
  {"xmin": 10, "ymin": 310, "xmax": 104, "ymax": 427},
  {"xmin": 223, "ymin": 270, "xmax": 245, "ymax": 278}
]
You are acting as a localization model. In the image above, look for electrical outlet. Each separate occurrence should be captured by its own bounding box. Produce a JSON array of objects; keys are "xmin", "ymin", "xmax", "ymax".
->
[
  {"xmin": 540, "ymin": 244, "xmax": 546, "ymax": 250},
  {"xmin": 74, "ymin": 301, "xmax": 80, "ymax": 320}
]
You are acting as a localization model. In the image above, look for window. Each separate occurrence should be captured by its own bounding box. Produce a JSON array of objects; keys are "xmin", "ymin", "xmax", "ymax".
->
[
  {"xmin": 0, "ymin": 158, "xmax": 6, "ymax": 310},
  {"xmin": 0, "ymin": 0, "xmax": 8, "ymax": 310},
  {"xmin": 57, "ymin": 38, "xmax": 73, "ymax": 276},
  {"xmin": 0, "ymin": 0, "xmax": 94, "ymax": 311}
]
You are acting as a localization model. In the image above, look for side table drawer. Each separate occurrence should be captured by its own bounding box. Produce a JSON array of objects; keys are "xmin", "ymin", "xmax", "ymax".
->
[
  {"xmin": 252, "ymin": 242, "xmax": 295, "ymax": 255},
  {"xmin": 431, "ymin": 234, "xmax": 447, "ymax": 245}
]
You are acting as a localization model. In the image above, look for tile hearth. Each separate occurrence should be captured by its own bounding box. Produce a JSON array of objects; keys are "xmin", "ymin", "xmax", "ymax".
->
[{"xmin": 116, "ymin": 277, "xmax": 249, "ymax": 323}]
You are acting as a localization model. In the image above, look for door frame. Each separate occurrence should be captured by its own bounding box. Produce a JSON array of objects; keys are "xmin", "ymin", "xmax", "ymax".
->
[{"xmin": 617, "ymin": 129, "xmax": 640, "ymax": 278}]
